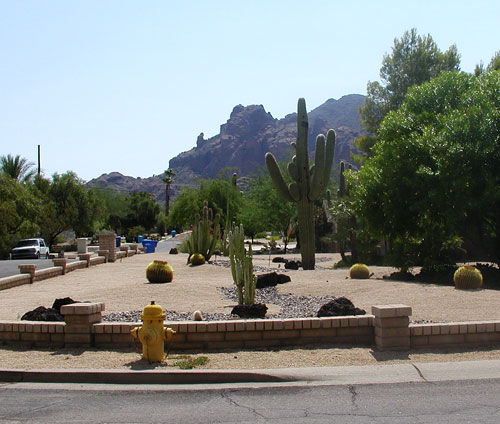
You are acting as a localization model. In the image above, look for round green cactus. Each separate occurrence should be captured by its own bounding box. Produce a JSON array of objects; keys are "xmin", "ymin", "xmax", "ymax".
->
[
  {"xmin": 453, "ymin": 265, "xmax": 483, "ymax": 289},
  {"xmin": 146, "ymin": 260, "xmax": 173, "ymax": 283},
  {"xmin": 349, "ymin": 263, "xmax": 370, "ymax": 279},
  {"xmin": 190, "ymin": 253, "xmax": 206, "ymax": 266}
]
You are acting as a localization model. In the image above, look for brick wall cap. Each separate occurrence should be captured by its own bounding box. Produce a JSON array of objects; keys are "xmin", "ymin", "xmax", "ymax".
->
[
  {"xmin": 372, "ymin": 304, "xmax": 412, "ymax": 318},
  {"xmin": 61, "ymin": 302, "xmax": 105, "ymax": 315}
]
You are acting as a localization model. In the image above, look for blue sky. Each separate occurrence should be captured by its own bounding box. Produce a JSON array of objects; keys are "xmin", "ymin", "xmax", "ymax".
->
[{"xmin": 1, "ymin": 0, "xmax": 499, "ymax": 181}]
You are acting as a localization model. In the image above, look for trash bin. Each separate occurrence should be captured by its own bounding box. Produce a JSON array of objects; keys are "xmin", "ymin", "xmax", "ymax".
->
[
  {"xmin": 137, "ymin": 235, "xmax": 143, "ymax": 243},
  {"xmin": 171, "ymin": 230, "xmax": 176, "ymax": 238},
  {"xmin": 142, "ymin": 239, "xmax": 156, "ymax": 253},
  {"xmin": 115, "ymin": 236, "xmax": 121, "ymax": 248}
]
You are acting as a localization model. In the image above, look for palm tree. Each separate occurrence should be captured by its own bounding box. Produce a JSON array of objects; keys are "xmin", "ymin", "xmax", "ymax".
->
[
  {"xmin": 0, "ymin": 154, "xmax": 36, "ymax": 182},
  {"xmin": 162, "ymin": 168, "xmax": 176, "ymax": 216}
]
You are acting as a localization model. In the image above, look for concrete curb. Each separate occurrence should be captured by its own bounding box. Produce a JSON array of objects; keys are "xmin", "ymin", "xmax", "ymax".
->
[
  {"xmin": 0, "ymin": 369, "xmax": 292, "ymax": 385},
  {"xmin": 1, "ymin": 360, "xmax": 500, "ymax": 386}
]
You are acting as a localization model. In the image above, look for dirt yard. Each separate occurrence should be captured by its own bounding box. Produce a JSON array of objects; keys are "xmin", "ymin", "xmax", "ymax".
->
[{"xmin": 1, "ymin": 247, "xmax": 499, "ymax": 370}]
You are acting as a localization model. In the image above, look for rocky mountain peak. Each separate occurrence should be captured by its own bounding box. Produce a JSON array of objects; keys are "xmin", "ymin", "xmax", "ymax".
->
[
  {"xmin": 220, "ymin": 104, "xmax": 275, "ymax": 138},
  {"xmin": 88, "ymin": 95, "xmax": 366, "ymax": 202}
]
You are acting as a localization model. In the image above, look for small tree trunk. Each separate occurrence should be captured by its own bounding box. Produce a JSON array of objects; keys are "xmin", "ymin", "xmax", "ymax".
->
[{"xmin": 165, "ymin": 184, "xmax": 171, "ymax": 216}]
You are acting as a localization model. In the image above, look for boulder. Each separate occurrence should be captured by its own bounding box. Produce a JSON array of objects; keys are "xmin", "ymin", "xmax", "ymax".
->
[
  {"xmin": 256, "ymin": 272, "xmax": 291, "ymax": 288},
  {"xmin": 317, "ymin": 297, "xmax": 366, "ymax": 317},
  {"xmin": 21, "ymin": 306, "xmax": 64, "ymax": 322},
  {"xmin": 52, "ymin": 297, "xmax": 79, "ymax": 314},
  {"xmin": 272, "ymin": 257, "xmax": 288, "ymax": 263},
  {"xmin": 231, "ymin": 303, "xmax": 268, "ymax": 319},
  {"xmin": 285, "ymin": 260, "xmax": 302, "ymax": 270}
]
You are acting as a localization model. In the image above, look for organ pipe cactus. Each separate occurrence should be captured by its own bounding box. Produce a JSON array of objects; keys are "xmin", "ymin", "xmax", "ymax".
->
[
  {"xmin": 265, "ymin": 98, "xmax": 335, "ymax": 269},
  {"xmin": 229, "ymin": 223, "xmax": 256, "ymax": 305},
  {"xmin": 186, "ymin": 201, "xmax": 220, "ymax": 262}
]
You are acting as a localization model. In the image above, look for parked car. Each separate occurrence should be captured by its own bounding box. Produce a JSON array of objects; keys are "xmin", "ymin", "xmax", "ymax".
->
[{"xmin": 10, "ymin": 238, "xmax": 50, "ymax": 259}]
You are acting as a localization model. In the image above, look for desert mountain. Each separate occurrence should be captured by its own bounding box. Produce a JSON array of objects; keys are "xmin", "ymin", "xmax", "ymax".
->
[{"xmin": 87, "ymin": 94, "xmax": 365, "ymax": 202}]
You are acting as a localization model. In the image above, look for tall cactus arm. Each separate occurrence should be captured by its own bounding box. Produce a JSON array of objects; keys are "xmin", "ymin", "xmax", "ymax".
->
[
  {"xmin": 296, "ymin": 98, "xmax": 310, "ymax": 182},
  {"xmin": 309, "ymin": 134, "xmax": 326, "ymax": 200},
  {"xmin": 324, "ymin": 129, "xmax": 336, "ymax": 184},
  {"xmin": 265, "ymin": 153, "xmax": 295, "ymax": 202},
  {"xmin": 310, "ymin": 129, "xmax": 336, "ymax": 200}
]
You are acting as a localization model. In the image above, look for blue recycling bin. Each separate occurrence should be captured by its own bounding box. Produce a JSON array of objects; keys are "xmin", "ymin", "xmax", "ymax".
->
[
  {"xmin": 171, "ymin": 230, "xmax": 176, "ymax": 238},
  {"xmin": 115, "ymin": 236, "xmax": 121, "ymax": 247},
  {"xmin": 142, "ymin": 239, "xmax": 156, "ymax": 253},
  {"xmin": 137, "ymin": 235, "xmax": 143, "ymax": 243}
]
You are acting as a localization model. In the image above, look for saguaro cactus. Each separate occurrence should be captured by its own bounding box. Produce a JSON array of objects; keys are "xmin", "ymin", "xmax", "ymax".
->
[{"xmin": 265, "ymin": 98, "xmax": 335, "ymax": 269}]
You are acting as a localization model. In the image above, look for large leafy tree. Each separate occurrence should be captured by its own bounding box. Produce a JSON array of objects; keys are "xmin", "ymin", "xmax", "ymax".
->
[
  {"xmin": 354, "ymin": 29, "xmax": 460, "ymax": 164},
  {"xmin": 35, "ymin": 172, "xmax": 103, "ymax": 248},
  {"xmin": 241, "ymin": 172, "xmax": 296, "ymax": 252},
  {"xmin": 167, "ymin": 177, "xmax": 243, "ymax": 232},
  {"xmin": 0, "ymin": 154, "xmax": 36, "ymax": 182},
  {"xmin": 0, "ymin": 175, "xmax": 41, "ymax": 258},
  {"xmin": 167, "ymin": 187, "xmax": 200, "ymax": 232},
  {"xmin": 125, "ymin": 192, "xmax": 160, "ymax": 232},
  {"xmin": 475, "ymin": 50, "xmax": 500, "ymax": 75},
  {"xmin": 352, "ymin": 70, "xmax": 500, "ymax": 268}
]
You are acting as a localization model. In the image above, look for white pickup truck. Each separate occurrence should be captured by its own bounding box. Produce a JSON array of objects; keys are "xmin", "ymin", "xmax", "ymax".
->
[{"xmin": 10, "ymin": 238, "xmax": 50, "ymax": 259}]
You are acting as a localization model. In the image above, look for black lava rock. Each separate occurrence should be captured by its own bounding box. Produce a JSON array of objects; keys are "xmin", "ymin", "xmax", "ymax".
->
[
  {"xmin": 317, "ymin": 297, "xmax": 366, "ymax": 317},
  {"xmin": 231, "ymin": 303, "xmax": 268, "ymax": 319},
  {"xmin": 52, "ymin": 297, "xmax": 78, "ymax": 314},
  {"xmin": 272, "ymin": 257, "xmax": 288, "ymax": 263},
  {"xmin": 256, "ymin": 272, "xmax": 291, "ymax": 288},
  {"xmin": 169, "ymin": 248, "xmax": 179, "ymax": 254},
  {"xmin": 21, "ymin": 306, "xmax": 64, "ymax": 322},
  {"xmin": 285, "ymin": 260, "xmax": 302, "ymax": 270}
]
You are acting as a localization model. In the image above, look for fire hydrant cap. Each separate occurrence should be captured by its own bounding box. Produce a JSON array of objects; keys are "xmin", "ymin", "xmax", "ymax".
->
[{"xmin": 141, "ymin": 302, "xmax": 166, "ymax": 320}]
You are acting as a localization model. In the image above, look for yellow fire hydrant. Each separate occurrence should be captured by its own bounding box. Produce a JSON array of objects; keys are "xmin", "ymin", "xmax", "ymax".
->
[{"xmin": 130, "ymin": 301, "xmax": 176, "ymax": 362}]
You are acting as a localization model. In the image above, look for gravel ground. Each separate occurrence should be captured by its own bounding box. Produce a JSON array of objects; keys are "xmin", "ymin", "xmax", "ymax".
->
[{"xmin": 1, "ymin": 246, "xmax": 500, "ymax": 370}]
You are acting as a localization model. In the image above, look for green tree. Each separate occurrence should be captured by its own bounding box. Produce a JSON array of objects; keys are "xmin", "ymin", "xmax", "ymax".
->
[
  {"xmin": 125, "ymin": 192, "xmax": 160, "ymax": 232},
  {"xmin": 242, "ymin": 172, "xmax": 296, "ymax": 252},
  {"xmin": 0, "ymin": 154, "xmax": 36, "ymax": 182},
  {"xmin": 198, "ymin": 178, "xmax": 242, "ymax": 225},
  {"xmin": 167, "ymin": 176, "xmax": 243, "ymax": 233},
  {"xmin": 352, "ymin": 70, "xmax": 500, "ymax": 268},
  {"xmin": 355, "ymin": 28, "xmax": 460, "ymax": 163},
  {"xmin": 93, "ymin": 188, "xmax": 129, "ymax": 234},
  {"xmin": 0, "ymin": 175, "xmax": 40, "ymax": 258},
  {"xmin": 167, "ymin": 187, "xmax": 200, "ymax": 232},
  {"xmin": 474, "ymin": 50, "xmax": 500, "ymax": 75},
  {"xmin": 35, "ymin": 172, "xmax": 103, "ymax": 248}
]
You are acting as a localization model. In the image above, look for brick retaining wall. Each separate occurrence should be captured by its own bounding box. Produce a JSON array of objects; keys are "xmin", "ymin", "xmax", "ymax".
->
[
  {"xmin": 0, "ymin": 247, "xmax": 135, "ymax": 292},
  {"xmin": 1, "ymin": 303, "xmax": 499, "ymax": 352}
]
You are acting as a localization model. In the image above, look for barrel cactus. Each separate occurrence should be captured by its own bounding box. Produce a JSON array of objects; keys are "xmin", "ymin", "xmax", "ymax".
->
[
  {"xmin": 349, "ymin": 263, "xmax": 370, "ymax": 279},
  {"xmin": 146, "ymin": 260, "xmax": 174, "ymax": 283},
  {"xmin": 190, "ymin": 253, "xmax": 206, "ymax": 266},
  {"xmin": 453, "ymin": 265, "xmax": 483, "ymax": 289}
]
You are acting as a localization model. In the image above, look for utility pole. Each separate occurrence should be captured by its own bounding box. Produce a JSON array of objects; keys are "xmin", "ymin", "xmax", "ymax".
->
[{"xmin": 37, "ymin": 145, "xmax": 41, "ymax": 176}]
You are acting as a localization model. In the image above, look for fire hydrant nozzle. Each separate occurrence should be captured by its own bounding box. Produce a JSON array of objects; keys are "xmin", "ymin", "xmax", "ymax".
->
[{"xmin": 130, "ymin": 302, "xmax": 176, "ymax": 362}]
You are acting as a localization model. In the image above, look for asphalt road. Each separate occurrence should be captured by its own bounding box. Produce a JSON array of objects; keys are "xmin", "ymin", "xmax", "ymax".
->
[
  {"xmin": 0, "ymin": 238, "xmax": 181, "ymax": 279},
  {"xmin": 0, "ymin": 379, "xmax": 499, "ymax": 423},
  {"xmin": 0, "ymin": 258, "xmax": 60, "ymax": 279}
]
